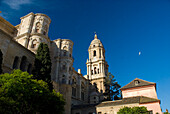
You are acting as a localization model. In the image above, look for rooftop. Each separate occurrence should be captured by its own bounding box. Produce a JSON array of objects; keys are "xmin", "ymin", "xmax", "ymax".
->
[
  {"xmin": 96, "ymin": 96, "xmax": 160, "ymax": 107},
  {"xmin": 121, "ymin": 78, "xmax": 155, "ymax": 90}
]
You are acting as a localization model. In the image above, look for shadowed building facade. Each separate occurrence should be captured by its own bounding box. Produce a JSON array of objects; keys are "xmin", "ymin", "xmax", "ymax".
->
[
  {"xmin": 0, "ymin": 12, "xmax": 106, "ymax": 114},
  {"xmin": 0, "ymin": 12, "xmax": 162, "ymax": 114}
]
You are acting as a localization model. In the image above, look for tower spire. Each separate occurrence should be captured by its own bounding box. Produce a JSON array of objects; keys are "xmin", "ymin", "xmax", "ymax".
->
[{"xmin": 94, "ymin": 32, "xmax": 98, "ymax": 39}]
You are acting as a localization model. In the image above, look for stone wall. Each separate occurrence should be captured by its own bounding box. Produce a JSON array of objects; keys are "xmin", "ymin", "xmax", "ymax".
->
[
  {"xmin": 72, "ymin": 106, "xmax": 97, "ymax": 114},
  {"xmin": 140, "ymin": 102, "xmax": 162, "ymax": 114},
  {"xmin": 96, "ymin": 103, "xmax": 139, "ymax": 114},
  {"xmin": 59, "ymin": 84, "xmax": 72, "ymax": 114},
  {"xmin": 122, "ymin": 85, "xmax": 158, "ymax": 99},
  {"xmin": 0, "ymin": 29, "xmax": 35, "ymax": 73}
]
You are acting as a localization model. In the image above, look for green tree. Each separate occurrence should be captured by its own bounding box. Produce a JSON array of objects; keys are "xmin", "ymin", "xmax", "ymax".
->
[
  {"xmin": 32, "ymin": 43, "xmax": 53, "ymax": 91},
  {"xmin": 164, "ymin": 109, "xmax": 170, "ymax": 114},
  {"xmin": 104, "ymin": 72, "xmax": 121, "ymax": 101},
  {"xmin": 0, "ymin": 49, "xmax": 3, "ymax": 74},
  {"xmin": 0, "ymin": 70, "xmax": 65, "ymax": 114},
  {"xmin": 117, "ymin": 106, "xmax": 149, "ymax": 114},
  {"xmin": 117, "ymin": 107, "xmax": 132, "ymax": 114}
]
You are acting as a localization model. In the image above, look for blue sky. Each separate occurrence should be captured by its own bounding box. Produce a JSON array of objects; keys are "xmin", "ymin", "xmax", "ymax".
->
[{"xmin": 0, "ymin": 0, "xmax": 170, "ymax": 111}]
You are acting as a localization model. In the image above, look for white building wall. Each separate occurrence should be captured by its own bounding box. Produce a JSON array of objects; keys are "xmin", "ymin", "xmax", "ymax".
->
[{"xmin": 122, "ymin": 85, "xmax": 158, "ymax": 99}]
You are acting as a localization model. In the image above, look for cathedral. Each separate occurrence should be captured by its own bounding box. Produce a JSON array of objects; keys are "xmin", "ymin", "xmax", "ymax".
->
[{"xmin": 0, "ymin": 12, "xmax": 162, "ymax": 114}]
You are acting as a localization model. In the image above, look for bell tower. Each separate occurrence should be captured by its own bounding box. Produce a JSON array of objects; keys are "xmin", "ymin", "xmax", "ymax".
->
[{"xmin": 86, "ymin": 33, "xmax": 109, "ymax": 93}]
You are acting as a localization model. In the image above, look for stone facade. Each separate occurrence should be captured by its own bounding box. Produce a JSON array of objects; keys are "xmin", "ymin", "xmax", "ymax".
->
[
  {"xmin": 0, "ymin": 13, "xmax": 105, "ymax": 114},
  {"xmin": 0, "ymin": 13, "xmax": 162, "ymax": 114},
  {"xmin": 96, "ymin": 78, "xmax": 162, "ymax": 114},
  {"xmin": 97, "ymin": 102, "xmax": 139, "ymax": 114},
  {"xmin": 85, "ymin": 34, "xmax": 108, "ymax": 94},
  {"xmin": 0, "ymin": 16, "xmax": 35, "ymax": 74}
]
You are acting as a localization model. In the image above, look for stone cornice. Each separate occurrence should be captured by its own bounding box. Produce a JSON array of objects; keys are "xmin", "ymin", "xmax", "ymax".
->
[
  {"xmin": 54, "ymin": 56, "xmax": 74, "ymax": 62},
  {"xmin": 30, "ymin": 33, "xmax": 51, "ymax": 42},
  {"xmin": 20, "ymin": 12, "xmax": 51, "ymax": 24},
  {"xmin": 91, "ymin": 77, "xmax": 105, "ymax": 80},
  {"xmin": 86, "ymin": 59, "xmax": 107, "ymax": 64},
  {"xmin": 0, "ymin": 16, "xmax": 17, "ymax": 37},
  {"xmin": 0, "ymin": 29, "xmax": 35, "ymax": 56},
  {"xmin": 73, "ymin": 70, "xmax": 87, "ymax": 81},
  {"xmin": 20, "ymin": 12, "xmax": 34, "ymax": 19},
  {"xmin": 15, "ymin": 24, "xmax": 21, "ymax": 29},
  {"xmin": 0, "ymin": 16, "xmax": 16, "ymax": 29},
  {"xmin": 35, "ymin": 13, "xmax": 51, "ymax": 23},
  {"xmin": 52, "ymin": 38, "xmax": 74, "ymax": 46},
  {"xmin": 15, "ymin": 33, "xmax": 51, "ymax": 42}
]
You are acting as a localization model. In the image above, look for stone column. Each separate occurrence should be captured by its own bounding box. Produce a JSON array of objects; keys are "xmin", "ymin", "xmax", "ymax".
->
[
  {"xmin": 89, "ymin": 64, "xmax": 92, "ymax": 79},
  {"xmin": 99, "ymin": 63, "xmax": 101, "ymax": 73},
  {"xmin": 101, "ymin": 63, "xmax": 103, "ymax": 73},
  {"xmin": 87, "ymin": 65, "xmax": 89, "ymax": 75},
  {"xmin": 89, "ymin": 50, "xmax": 91, "ymax": 59},
  {"xmin": 102, "ymin": 63, "xmax": 105, "ymax": 75},
  {"xmin": 101, "ymin": 49, "xmax": 103, "ymax": 58}
]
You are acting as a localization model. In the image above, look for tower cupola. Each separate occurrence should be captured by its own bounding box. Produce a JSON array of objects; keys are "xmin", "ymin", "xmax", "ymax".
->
[
  {"xmin": 15, "ymin": 12, "xmax": 51, "ymax": 53},
  {"xmin": 88, "ymin": 33, "xmax": 105, "ymax": 61},
  {"xmin": 86, "ymin": 33, "xmax": 108, "ymax": 93}
]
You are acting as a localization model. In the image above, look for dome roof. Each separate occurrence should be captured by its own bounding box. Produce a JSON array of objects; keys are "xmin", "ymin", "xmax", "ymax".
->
[
  {"xmin": 89, "ymin": 33, "xmax": 103, "ymax": 49},
  {"xmin": 91, "ymin": 39, "xmax": 103, "ymax": 45}
]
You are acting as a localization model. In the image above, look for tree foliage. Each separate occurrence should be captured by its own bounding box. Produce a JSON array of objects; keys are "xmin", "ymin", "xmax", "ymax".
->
[
  {"xmin": 164, "ymin": 112, "xmax": 170, "ymax": 114},
  {"xmin": 0, "ymin": 49, "xmax": 3, "ymax": 74},
  {"xmin": 104, "ymin": 72, "xmax": 121, "ymax": 101},
  {"xmin": 117, "ymin": 106, "xmax": 149, "ymax": 114},
  {"xmin": 32, "ymin": 43, "xmax": 53, "ymax": 91},
  {"xmin": 0, "ymin": 70, "xmax": 65, "ymax": 114}
]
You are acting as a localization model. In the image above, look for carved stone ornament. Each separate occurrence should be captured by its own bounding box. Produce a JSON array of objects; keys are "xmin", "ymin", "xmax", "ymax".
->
[{"xmin": 37, "ymin": 17, "xmax": 43, "ymax": 21}]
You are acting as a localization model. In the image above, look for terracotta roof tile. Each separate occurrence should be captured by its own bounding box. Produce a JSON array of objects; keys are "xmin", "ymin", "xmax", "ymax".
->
[
  {"xmin": 96, "ymin": 96, "xmax": 160, "ymax": 107},
  {"xmin": 121, "ymin": 78, "xmax": 155, "ymax": 90}
]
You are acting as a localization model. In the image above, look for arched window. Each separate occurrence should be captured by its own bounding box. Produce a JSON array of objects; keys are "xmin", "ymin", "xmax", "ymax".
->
[
  {"xmin": 20, "ymin": 56, "xmax": 27, "ymax": 71},
  {"xmin": 99, "ymin": 49, "xmax": 101, "ymax": 58},
  {"xmin": 93, "ymin": 50, "xmax": 96, "ymax": 57},
  {"xmin": 62, "ymin": 75, "xmax": 66, "ymax": 84},
  {"xmin": 63, "ymin": 51, "xmax": 66, "ymax": 56},
  {"xmin": 35, "ymin": 22, "xmax": 40, "ymax": 33},
  {"xmin": 63, "ymin": 46, "xmax": 67, "ymax": 50},
  {"xmin": 43, "ymin": 25, "xmax": 48, "ymax": 35},
  {"xmin": 91, "ymin": 70, "xmax": 93, "ymax": 75},
  {"xmin": 35, "ymin": 29, "xmax": 39, "ymax": 33},
  {"xmin": 94, "ymin": 67, "xmax": 97, "ymax": 74},
  {"xmin": 31, "ymin": 39, "xmax": 37, "ymax": 48},
  {"xmin": 13, "ymin": 56, "xmax": 19, "ymax": 69},
  {"xmin": 27, "ymin": 64, "xmax": 32, "ymax": 74},
  {"xmin": 68, "ymin": 77, "xmax": 71, "ymax": 84},
  {"xmin": 69, "ymin": 67, "xmax": 72, "ymax": 72},
  {"xmin": 72, "ymin": 78, "xmax": 76, "ymax": 85},
  {"xmin": 72, "ymin": 77, "xmax": 76, "ymax": 97},
  {"xmin": 62, "ymin": 65, "xmax": 66, "ymax": 70},
  {"xmin": 81, "ymin": 82, "xmax": 85, "ymax": 101}
]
